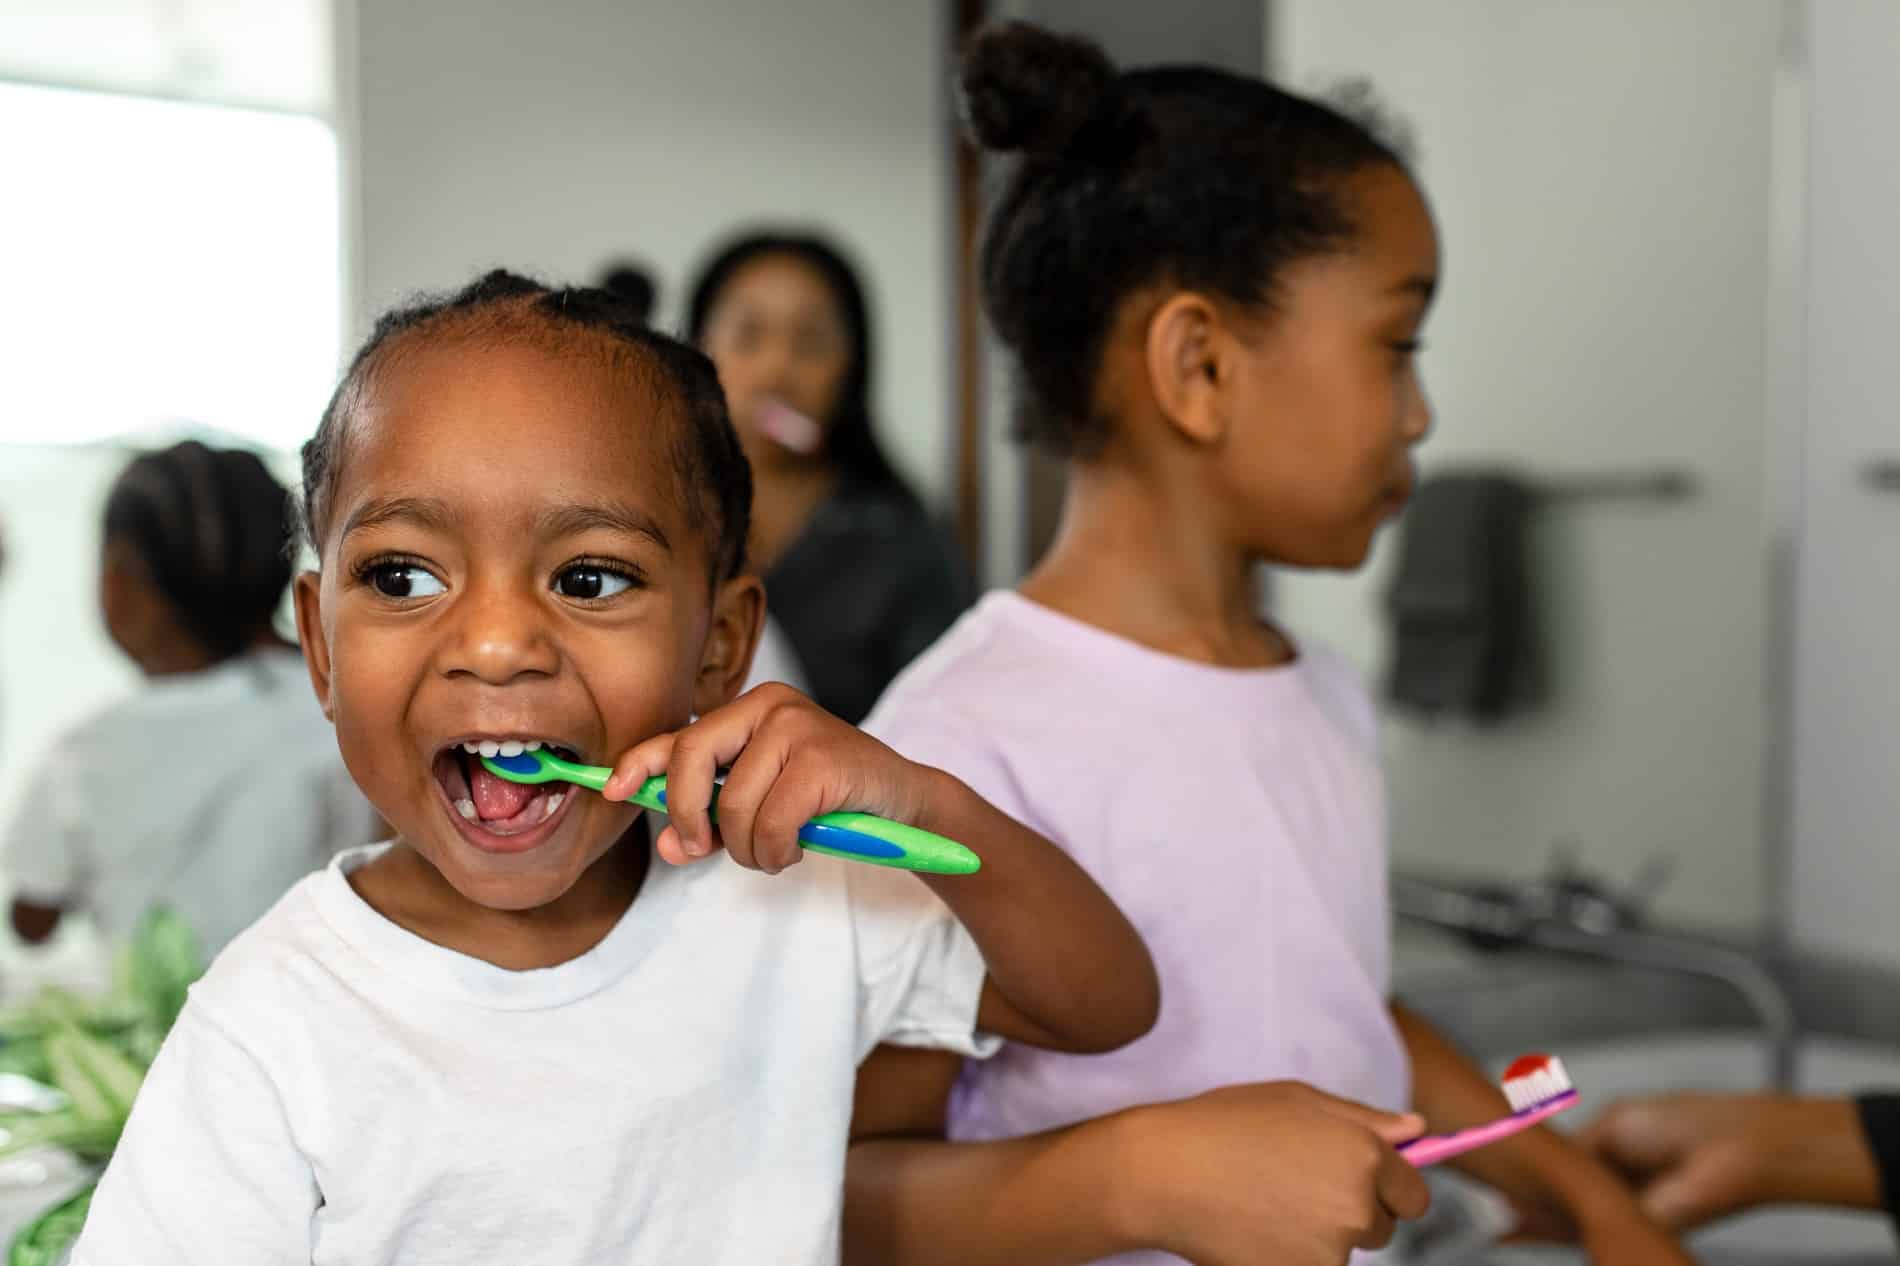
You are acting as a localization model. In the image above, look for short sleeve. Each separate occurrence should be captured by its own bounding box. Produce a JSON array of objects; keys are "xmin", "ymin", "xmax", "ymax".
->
[
  {"xmin": 71, "ymin": 1002, "xmax": 316, "ymax": 1266},
  {"xmin": 1, "ymin": 737, "xmax": 90, "ymax": 907},
  {"xmin": 846, "ymin": 861, "xmax": 1000, "ymax": 1063}
]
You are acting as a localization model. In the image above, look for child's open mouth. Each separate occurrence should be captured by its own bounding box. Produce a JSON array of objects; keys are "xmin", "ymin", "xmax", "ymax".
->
[{"xmin": 432, "ymin": 738, "xmax": 583, "ymax": 852}]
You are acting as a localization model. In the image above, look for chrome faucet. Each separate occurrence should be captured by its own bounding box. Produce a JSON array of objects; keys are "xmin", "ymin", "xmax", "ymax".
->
[{"xmin": 1392, "ymin": 847, "xmax": 1799, "ymax": 1090}]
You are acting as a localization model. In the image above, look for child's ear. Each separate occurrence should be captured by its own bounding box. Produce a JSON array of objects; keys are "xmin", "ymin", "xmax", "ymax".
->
[
  {"xmin": 694, "ymin": 573, "xmax": 766, "ymax": 715},
  {"xmin": 1144, "ymin": 291, "xmax": 1228, "ymax": 448},
  {"xmin": 292, "ymin": 570, "xmax": 336, "ymax": 720}
]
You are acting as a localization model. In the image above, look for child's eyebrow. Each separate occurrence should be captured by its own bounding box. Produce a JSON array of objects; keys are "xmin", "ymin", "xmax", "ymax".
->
[
  {"xmin": 537, "ymin": 503, "xmax": 672, "ymax": 552},
  {"xmin": 341, "ymin": 495, "xmax": 456, "ymax": 541}
]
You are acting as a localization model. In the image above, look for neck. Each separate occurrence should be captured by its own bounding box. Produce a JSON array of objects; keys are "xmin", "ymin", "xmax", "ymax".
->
[
  {"xmin": 351, "ymin": 823, "xmax": 651, "ymax": 971},
  {"xmin": 1019, "ymin": 456, "xmax": 1292, "ymax": 669}
]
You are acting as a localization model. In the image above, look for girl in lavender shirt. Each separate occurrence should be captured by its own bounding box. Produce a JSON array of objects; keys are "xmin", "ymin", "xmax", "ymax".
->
[{"xmin": 840, "ymin": 22, "xmax": 1695, "ymax": 1266}]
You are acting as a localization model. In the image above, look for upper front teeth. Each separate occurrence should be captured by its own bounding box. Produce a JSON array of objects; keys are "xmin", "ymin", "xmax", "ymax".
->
[
  {"xmin": 498, "ymin": 740, "xmax": 524, "ymax": 757},
  {"xmin": 460, "ymin": 739, "xmax": 548, "ymax": 755}
]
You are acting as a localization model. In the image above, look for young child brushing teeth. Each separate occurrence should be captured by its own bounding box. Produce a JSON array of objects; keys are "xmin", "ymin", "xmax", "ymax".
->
[{"xmin": 68, "ymin": 271, "xmax": 1157, "ymax": 1265}]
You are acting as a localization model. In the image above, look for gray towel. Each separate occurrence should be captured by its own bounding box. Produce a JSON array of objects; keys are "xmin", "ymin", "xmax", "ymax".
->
[{"xmin": 1384, "ymin": 471, "xmax": 1536, "ymax": 721}]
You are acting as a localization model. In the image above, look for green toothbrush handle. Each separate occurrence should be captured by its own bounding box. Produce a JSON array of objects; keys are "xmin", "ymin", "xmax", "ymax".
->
[
  {"xmin": 797, "ymin": 812, "xmax": 981, "ymax": 876},
  {"xmin": 628, "ymin": 777, "xmax": 980, "ymax": 875}
]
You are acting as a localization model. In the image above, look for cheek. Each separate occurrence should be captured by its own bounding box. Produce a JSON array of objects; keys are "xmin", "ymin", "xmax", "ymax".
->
[
  {"xmin": 715, "ymin": 353, "xmax": 760, "ymax": 399},
  {"xmin": 574, "ymin": 609, "xmax": 705, "ymax": 752},
  {"xmin": 786, "ymin": 357, "xmax": 845, "ymax": 420},
  {"xmin": 320, "ymin": 615, "xmax": 433, "ymax": 810},
  {"xmin": 1300, "ymin": 356, "xmax": 1405, "ymax": 479}
]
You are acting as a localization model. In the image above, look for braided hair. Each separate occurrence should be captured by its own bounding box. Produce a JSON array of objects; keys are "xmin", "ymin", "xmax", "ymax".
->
[
  {"xmin": 102, "ymin": 440, "xmax": 293, "ymax": 663},
  {"xmin": 299, "ymin": 269, "xmax": 752, "ymax": 583}
]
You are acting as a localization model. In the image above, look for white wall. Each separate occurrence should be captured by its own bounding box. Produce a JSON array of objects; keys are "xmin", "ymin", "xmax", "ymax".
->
[
  {"xmin": 1787, "ymin": 1, "xmax": 1900, "ymax": 968},
  {"xmin": 1271, "ymin": 0, "xmax": 1784, "ymax": 931},
  {"xmin": 347, "ymin": 0, "xmax": 955, "ymax": 501}
]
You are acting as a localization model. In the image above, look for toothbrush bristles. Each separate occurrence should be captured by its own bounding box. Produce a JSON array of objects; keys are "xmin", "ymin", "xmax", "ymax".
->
[{"xmin": 1502, "ymin": 1055, "xmax": 1574, "ymax": 1113}]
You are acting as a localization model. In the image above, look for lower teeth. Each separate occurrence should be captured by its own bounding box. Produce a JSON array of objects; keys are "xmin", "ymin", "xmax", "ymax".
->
[{"xmin": 454, "ymin": 792, "xmax": 561, "ymax": 826}]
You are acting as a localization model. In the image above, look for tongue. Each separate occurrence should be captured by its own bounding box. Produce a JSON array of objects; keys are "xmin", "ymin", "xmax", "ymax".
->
[{"xmin": 470, "ymin": 764, "xmax": 539, "ymax": 822}]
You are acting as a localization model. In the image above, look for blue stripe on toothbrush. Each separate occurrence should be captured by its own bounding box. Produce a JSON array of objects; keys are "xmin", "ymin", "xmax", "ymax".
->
[{"xmin": 653, "ymin": 788, "xmax": 907, "ymax": 861}]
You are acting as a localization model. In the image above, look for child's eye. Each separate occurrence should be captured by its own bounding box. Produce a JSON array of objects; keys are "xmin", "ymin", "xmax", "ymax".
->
[
  {"xmin": 364, "ymin": 563, "xmax": 445, "ymax": 600},
  {"xmin": 1392, "ymin": 339, "xmax": 1424, "ymax": 356},
  {"xmin": 554, "ymin": 563, "xmax": 637, "ymax": 601}
]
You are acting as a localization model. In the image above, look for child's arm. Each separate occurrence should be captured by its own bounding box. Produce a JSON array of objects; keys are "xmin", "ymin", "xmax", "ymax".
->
[
  {"xmin": 71, "ymin": 1004, "xmax": 315, "ymax": 1264},
  {"xmin": 844, "ymin": 1069, "xmax": 1431, "ymax": 1266},
  {"xmin": 606, "ymin": 683, "xmax": 1159, "ymax": 1052},
  {"xmin": 1391, "ymin": 1002, "xmax": 1697, "ymax": 1263}
]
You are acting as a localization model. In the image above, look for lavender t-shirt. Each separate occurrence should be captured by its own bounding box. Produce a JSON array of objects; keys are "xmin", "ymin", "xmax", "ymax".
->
[{"xmin": 865, "ymin": 592, "xmax": 1408, "ymax": 1265}]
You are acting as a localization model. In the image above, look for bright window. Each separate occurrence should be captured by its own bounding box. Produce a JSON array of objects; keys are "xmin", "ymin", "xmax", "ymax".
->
[{"xmin": 0, "ymin": 81, "xmax": 340, "ymax": 448}]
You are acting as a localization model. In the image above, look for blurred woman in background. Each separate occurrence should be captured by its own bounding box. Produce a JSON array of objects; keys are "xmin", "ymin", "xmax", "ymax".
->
[
  {"xmin": 599, "ymin": 254, "xmax": 810, "ymax": 695},
  {"xmin": 2, "ymin": 440, "xmax": 375, "ymax": 956},
  {"xmin": 689, "ymin": 231, "xmax": 970, "ymax": 723}
]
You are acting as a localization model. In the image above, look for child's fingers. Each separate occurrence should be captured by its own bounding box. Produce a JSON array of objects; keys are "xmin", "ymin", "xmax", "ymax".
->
[
  {"xmin": 1373, "ymin": 1146, "xmax": 1433, "ymax": 1225},
  {"xmin": 653, "ymin": 690, "xmax": 797, "ymax": 860},
  {"xmin": 741, "ymin": 752, "xmax": 829, "ymax": 874},
  {"xmin": 1352, "ymin": 1200, "xmax": 1399, "ymax": 1252},
  {"xmin": 1366, "ymin": 1111, "xmax": 1428, "ymax": 1148},
  {"xmin": 653, "ymin": 823, "xmax": 699, "ymax": 867},
  {"xmin": 1305, "ymin": 1090, "xmax": 1426, "ymax": 1147},
  {"xmin": 604, "ymin": 732, "xmax": 676, "ymax": 802},
  {"xmin": 711, "ymin": 734, "xmax": 795, "ymax": 873},
  {"xmin": 608, "ymin": 732, "xmax": 729, "ymax": 865}
]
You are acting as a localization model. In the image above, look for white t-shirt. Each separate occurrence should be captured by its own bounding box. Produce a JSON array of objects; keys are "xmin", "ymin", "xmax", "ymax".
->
[
  {"xmin": 73, "ymin": 834, "xmax": 993, "ymax": 1266},
  {"xmin": 1, "ymin": 648, "xmax": 376, "ymax": 953},
  {"xmin": 865, "ymin": 592, "xmax": 1407, "ymax": 1266}
]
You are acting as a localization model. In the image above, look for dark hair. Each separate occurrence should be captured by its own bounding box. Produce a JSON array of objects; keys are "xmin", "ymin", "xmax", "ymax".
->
[
  {"xmin": 962, "ymin": 21, "xmax": 1409, "ymax": 456},
  {"xmin": 300, "ymin": 269, "xmax": 751, "ymax": 582},
  {"xmin": 685, "ymin": 232, "xmax": 914, "ymax": 501},
  {"xmin": 596, "ymin": 261, "xmax": 658, "ymax": 327},
  {"xmin": 104, "ymin": 440, "xmax": 293, "ymax": 663}
]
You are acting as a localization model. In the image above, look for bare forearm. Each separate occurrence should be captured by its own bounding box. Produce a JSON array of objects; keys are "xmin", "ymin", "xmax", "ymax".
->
[
  {"xmin": 845, "ymin": 1113, "xmax": 1146, "ymax": 1266},
  {"xmin": 1758, "ymin": 1097, "xmax": 1883, "ymax": 1211},
  {"xmin": 914, "ymin": 767, "xmax": 1158, "ymax": 1052}
]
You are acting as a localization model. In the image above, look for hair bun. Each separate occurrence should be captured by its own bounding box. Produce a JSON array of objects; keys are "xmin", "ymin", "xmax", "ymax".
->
[
  {"xmin": 959, "ymin": 21, "xmax": 1116, "ymax": 156},
  {"xmin": 597, "ymin": 262, "xmax": 658, "ymax": 326}
]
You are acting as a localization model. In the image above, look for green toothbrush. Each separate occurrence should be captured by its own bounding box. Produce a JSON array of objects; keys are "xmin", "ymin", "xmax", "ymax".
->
[{"xmin": 479, "ymin": 748, "xmax": 981, "ymax": 875}]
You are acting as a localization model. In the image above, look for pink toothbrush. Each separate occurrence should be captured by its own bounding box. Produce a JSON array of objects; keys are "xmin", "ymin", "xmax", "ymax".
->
[{"xmin": 1399, "ymin": 1053, "xmax": 1580, "ymax": 1168}]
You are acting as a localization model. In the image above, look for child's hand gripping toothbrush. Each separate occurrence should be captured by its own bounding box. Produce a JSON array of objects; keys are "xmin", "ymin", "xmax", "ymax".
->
[
  {"xmin": 1399, "ymin": 1054, "xmax": 1580, "ymax": 1168},
  {"xmin": 479, "ymin": 746, "xmax": 982, "ymax": 876}
]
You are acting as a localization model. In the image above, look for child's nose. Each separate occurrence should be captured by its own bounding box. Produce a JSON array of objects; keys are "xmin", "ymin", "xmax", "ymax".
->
[
  {"xmin": 1402, "ymin": 375, "xmax": 1433, "ymax": 444},
  {"xmin": 439, "ymin": 579, "xmax": 558, "ymax": 684}
]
